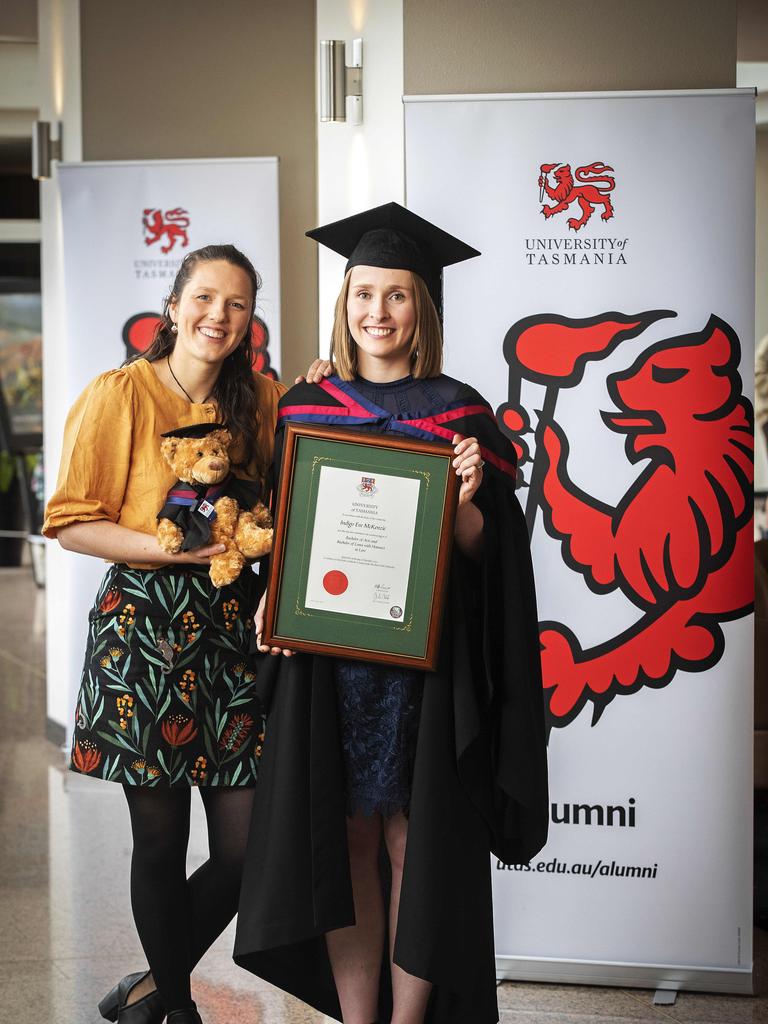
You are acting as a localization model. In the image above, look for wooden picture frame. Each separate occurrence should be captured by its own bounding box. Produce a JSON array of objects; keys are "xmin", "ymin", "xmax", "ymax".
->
[{"xmin": 262, "ymin": 422, "xmax": 460, "ymax": 670}]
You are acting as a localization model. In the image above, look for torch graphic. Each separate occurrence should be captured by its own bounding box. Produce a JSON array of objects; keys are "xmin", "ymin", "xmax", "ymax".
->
[
  {"xmin": 539, "ymin": 163, "xmax": 558, "ymax": 203},
  {"xmin": 497, "ymin": 310, "xmax": 676, "ymax": 537}
]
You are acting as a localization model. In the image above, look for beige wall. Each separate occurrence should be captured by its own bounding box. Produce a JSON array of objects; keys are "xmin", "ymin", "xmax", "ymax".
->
[
  {"xmin": 79, "ymin": 0, "xmax": 316, "ymax": 383},
  {"xmin": 0, "ymin": 1, "xmax": 37, "ymax": 40},
  {"xmin": 738, "ymin": 0, "xmax": 768, "ymax": 60},
  {"xmin": 404, "ymin": 0, "xmax": 736, "ymax": 93}
]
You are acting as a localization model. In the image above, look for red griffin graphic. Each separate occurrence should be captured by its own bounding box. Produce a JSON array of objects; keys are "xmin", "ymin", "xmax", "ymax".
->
[
  {"xmin": 142, "ymin": 207, "xmax": 190, "ymax": 253},
  {"xmin": 498, "ymin": 311, "xmax": 753, "ymax": 728},
  {"xmin": 122, "ymin": 313, "xmax": 278, "ymax": 379},
  {"xmin": 538, "ymin": 162, "xmax": 615, "ymax": 231}
]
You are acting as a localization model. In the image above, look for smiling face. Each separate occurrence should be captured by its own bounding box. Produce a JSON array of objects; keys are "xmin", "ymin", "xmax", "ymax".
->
[
  {"xmin": 346, "ymin": 266, "xmax": 417, "ymax": 378},
  {"xmin": 168, "ymin": 259, "xmax": 253, "ymax": 367}
]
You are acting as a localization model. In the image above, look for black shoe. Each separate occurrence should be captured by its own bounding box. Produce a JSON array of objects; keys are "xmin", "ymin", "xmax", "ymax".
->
[
  {"xmin": 166, "ymin": 1003, "xmax": 204, "ymax": 1024},
  {"xmin": 98, "ymin": 971, "xmax": 165, "ymax": 1024}
]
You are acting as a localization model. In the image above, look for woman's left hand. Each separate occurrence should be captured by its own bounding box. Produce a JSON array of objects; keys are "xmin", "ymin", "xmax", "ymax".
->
[
  {"xmin": 452, "ymin": 434, "xmax": 484, "ymax": 506},
  {"xmin": 254, "ymin": 591, "xmax": 295, "ymax": 657}
]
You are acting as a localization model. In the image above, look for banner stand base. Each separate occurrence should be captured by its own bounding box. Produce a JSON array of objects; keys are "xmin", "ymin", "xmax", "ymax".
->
[
  {"xmin": 653, "ymin": 990, "xmax": 678, "ymax": 1005},
  {"xmin": 495, "ymin": 956, "xmax": 753, "ymax": 996}
]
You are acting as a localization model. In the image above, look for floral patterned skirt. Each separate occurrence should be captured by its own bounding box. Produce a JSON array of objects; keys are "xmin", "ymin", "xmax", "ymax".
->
[{"xmin": 71, "ymin": 563, "xmax": 264, "ymax": 787}]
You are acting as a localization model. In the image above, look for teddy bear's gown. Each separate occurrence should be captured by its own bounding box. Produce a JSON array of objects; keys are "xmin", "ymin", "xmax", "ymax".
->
[
  {"xmin": 43, "ymin": 358, "xmax": 285, "ymax": 786},
  {"xmin": 234, "ymin": 372, "xmax": 549, "ymax": 1023}
]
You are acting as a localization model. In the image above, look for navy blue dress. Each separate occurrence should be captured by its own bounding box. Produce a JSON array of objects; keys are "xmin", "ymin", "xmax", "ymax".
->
[{"xmin": 333, "ymin": 374, "xmax": 462, "ymax": 817}]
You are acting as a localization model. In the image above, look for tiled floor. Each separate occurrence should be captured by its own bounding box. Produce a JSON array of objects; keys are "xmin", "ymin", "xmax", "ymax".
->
[{"xmin": 0, "ymin": 563, "xmax": 766, "ymax": 1023}]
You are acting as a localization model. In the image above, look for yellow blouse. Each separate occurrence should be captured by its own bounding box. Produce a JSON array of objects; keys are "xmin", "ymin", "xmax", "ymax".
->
[{"xmin": 43, "ymin": 358, "xmax": 286, "ymax": 567}]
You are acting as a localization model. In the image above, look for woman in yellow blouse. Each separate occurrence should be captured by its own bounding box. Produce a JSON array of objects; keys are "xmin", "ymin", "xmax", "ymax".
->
[{"xmin": 44, "ymin": 245, "xmax": 285, "ymax": 1024}]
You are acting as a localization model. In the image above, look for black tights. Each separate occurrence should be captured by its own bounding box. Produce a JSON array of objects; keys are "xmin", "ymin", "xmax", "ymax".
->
[{"xmin": 123, "ymin": 785, "xmax": 254, "ymax": 1013}]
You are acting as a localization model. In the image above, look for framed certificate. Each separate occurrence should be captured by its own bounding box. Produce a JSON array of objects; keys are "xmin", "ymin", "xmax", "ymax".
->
[{"xmin": 262, "ymin": 423, "xmax": 460, "ymax": 669}]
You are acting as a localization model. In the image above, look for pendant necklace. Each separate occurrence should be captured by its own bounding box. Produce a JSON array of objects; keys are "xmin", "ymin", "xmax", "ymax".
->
[{"xmin": 167, "ymin": 356, "xmax": 213, "ymax": 405}]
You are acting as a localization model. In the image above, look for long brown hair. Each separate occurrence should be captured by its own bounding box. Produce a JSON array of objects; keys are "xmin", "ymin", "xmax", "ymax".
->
[
  {"xmin": 329, "ymin": 269, "xmax": 443, "ymax": 380},
  {"xmin": 135, "ymin": 244, "xmax": 264, "ymax": 475}
]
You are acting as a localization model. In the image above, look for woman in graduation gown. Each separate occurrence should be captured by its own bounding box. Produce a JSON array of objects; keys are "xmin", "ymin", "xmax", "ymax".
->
[{"xmin": 234, "ymin": 204, "xmax": 549, "ymax": 1024}]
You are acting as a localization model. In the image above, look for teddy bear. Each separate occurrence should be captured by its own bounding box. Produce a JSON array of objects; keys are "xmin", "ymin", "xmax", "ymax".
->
[{"xmin": 156, "ymin": 422, "xmax": 273, "ymax": 588}]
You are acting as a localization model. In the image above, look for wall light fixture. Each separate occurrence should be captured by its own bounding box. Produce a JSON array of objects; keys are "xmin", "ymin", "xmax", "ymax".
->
[
  {"xmin": 32, "ymin": 121, "xmax": 63, "ymax": 180},
  {"xmin": 320, "ymin": 38, "xmax": 363, "ymax": 125}
]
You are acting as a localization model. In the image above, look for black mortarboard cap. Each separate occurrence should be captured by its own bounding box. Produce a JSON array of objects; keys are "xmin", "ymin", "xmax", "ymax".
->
[
  {"xmin": 305, "ymin": 202, "xmax": 480, "ymax": 314},
  {"xmin": 160, "ymin": 423, "xmax": 226, "ymax": 440}
]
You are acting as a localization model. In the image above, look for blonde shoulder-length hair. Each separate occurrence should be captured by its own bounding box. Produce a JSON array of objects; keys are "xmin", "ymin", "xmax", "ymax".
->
[{"xmin": 329, "ymin": 269, "xmax": 443, "ymax": 380}]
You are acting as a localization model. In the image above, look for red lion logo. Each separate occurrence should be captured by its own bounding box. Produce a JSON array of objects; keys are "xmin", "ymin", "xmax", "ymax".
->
[
  {"xmin": 122, "ymin": 312, "xmax": 277, "ymax": 379},
  {"xmin": 142, "ymin": 207, "xmax": 190, "ymax": 253},
  {"xmin": 538, "ymin": 162, "xmax": 615, "ymax": 231},
  {"xmin": 498, "ymin": 311, "xmax": 753, "ymax": 728}
]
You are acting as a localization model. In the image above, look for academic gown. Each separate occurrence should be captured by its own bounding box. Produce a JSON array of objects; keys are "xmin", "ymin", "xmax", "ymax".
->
[
  {"xmin": 157, "ymin": 475, "xmax": 262, "ymax": 551},
  {"xmin": 234, "ymin": 374, "xmax": 549, "ymax": 1023}
]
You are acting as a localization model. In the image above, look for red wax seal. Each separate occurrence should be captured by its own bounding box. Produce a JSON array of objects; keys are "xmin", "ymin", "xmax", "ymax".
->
[{"xmin": 323, "ymin": 570, "xmax": 348, "ymax": 596}]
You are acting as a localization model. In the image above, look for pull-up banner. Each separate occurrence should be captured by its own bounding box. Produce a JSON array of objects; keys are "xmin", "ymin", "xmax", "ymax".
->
[
  {"xmin": 53, "ymin": 158, "xmax": 281, "ymax": 749},
  {"xmin": 405, "ymin": 90, "xmax": 754, "ymax": 993}
]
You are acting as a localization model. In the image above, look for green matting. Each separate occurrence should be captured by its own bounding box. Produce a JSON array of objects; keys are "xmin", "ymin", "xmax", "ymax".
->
[{"xmin": 274, "ymin": 434, "xmax": 451, "ymax": 658}]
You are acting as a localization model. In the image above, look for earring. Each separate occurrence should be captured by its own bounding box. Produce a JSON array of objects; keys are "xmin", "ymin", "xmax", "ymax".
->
[{"xmin": 171, "ymin": 324, "xmax": 178, "ymax": 334}]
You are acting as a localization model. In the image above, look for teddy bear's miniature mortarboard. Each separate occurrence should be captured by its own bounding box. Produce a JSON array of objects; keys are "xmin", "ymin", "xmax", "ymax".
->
[
  {"xmin": 305, "ymin": 202, "xmax": 480, "ymax": 316},
  {"xmin": 160, "ymin": 423, "xmax": 227, "ymax": 440}
]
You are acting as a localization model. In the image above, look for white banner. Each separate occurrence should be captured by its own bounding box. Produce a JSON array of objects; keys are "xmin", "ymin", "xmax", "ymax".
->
[
  {"xmin": 405, "ymin": 91, "xmax": 754, "ymax": 993},
  {"xmin": 51, "ymin": 158, "xmax": 281, "ymax": 745},
  {"xmin": 58, "ymin": 157, "xmax": 281, "ymax": 386}
]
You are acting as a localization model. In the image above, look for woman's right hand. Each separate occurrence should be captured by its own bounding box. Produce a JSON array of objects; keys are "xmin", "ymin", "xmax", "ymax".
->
[
  {"xmin": 295, "ymin": 358, "xmax": 333, "ymax": 384},
  {"xmin": 173, "ymin": 542, "xmax": 227, "ymax": 565},
  {"xmin": 254, "ymin": 591, "xmax": 295, "ymax": 657}
]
